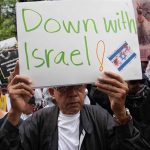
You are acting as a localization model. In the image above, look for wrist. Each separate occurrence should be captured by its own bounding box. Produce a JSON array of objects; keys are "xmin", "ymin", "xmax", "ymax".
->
[
  {"xmin": 8, "ymin": 108, "xmax": 21, "ymax": 126},
  {"xmin": 113, "ymin": 108, "xmax": 132, "ymax": 125}
]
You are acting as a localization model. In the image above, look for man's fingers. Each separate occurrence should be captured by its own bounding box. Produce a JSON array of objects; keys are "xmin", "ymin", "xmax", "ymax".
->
[
  {"xmin": 8, "ymin": 75, "xmax": 34, "ymax": 99},
  {"xmin": 9, "ymin": 88, "xmax": 33, "ymax": 99},
  {"xmin": 12, "ymin": 60, "xmax": 19, "ymax": 75},
  {"xmin": 96, "ymin": 87, "xmax": 121, "ymax": 98},
  {"xmin": 10, "ymin": 75, "xmax": 32, "ymax": 86},
  {"xmin": 103, "ymin": 71, "xmax": 124, "ymax": 83},
  {"xmin": 96, "ymin": 77, "xmax": 128, "ymax": 92},
  {"xmin": 95, "ymin": 71, "xmax": 128, "ymax": 97},
  {"xmin": 97, "ymin": 77, "xmax": 122, "ymax": 88},
  {"xmin": 7, "ymin": 60, "xmax": 19, "ymax": 83},
  {"xmin": 96, "ymin": 80, "xmax": 127, "ymax": 94},
  {"xmin": 12, "ymin": 82, "xmax": 34, "ymax": 96}
]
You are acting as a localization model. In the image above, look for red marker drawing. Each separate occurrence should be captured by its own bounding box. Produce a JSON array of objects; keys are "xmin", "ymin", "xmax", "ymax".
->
[{"xmin": 96, "ymin": 40, "xmax": 106, "ymax": 71}]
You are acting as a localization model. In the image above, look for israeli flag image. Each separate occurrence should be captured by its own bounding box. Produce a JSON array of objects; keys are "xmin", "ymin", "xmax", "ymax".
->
[{"xmin": 108, "ymin": 41, "xmax": 136, "ymax": 71}]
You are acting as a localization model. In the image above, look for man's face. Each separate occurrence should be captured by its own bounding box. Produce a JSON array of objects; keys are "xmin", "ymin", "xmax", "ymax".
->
[{"xmin": 53, "ymin": 85, "xmax": 86, "ymax": 114}]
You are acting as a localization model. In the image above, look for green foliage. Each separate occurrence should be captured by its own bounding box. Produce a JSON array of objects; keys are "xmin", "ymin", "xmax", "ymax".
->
[{"xmin": 0, "ymin": 0, "xmax": 17, "ymax": 41}]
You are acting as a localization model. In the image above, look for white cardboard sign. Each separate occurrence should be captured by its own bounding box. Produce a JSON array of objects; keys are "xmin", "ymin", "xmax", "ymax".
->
[{"xmin": 16, "ymin": 0, "xmax": 142, "ymax": 87}]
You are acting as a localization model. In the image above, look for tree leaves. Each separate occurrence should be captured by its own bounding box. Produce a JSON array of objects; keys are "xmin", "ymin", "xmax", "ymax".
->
[{"xmin": 0, "ymin": 0, "xmax": 16, "ymax": 41}]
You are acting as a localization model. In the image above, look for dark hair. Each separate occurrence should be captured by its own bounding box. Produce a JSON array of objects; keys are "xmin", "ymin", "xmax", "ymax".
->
[{"xmin": 128, "ymin": 74, "xmax": 150, "ymax": 87}]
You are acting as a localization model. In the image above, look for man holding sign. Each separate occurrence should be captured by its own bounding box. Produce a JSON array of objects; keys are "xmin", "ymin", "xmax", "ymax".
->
[
  {"xmin": 0, "ymin": 0, "xmax": 149, "ymax": 149},
  {"xmin": 0, "ymin": 62, "xmax": 150, "ymax": 150}
]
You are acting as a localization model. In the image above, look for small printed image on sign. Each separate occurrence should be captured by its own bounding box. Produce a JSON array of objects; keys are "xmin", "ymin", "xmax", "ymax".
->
[{"xmin": 108, "ymin": 42, "xmax": 136, "ymax": 71}]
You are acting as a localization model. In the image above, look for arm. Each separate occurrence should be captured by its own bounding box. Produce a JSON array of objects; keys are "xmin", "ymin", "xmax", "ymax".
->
[
  {"xmin": 95, "ymin": 71, "xmax": 129, "ymax": 124},
  {"xmin": 0, "ymin": 62, "xmax": 34, "ymax": 150},
  {"xmin": 7, "ymin": 60, "xmax": 34, "ymax": 125},
  {"xmin": 95, "ymin": 71, "xmax": 150, "ymax": 149},
  {"xmin": 104, "ymin": 109, "xmax": 150, "ymax": 150}
]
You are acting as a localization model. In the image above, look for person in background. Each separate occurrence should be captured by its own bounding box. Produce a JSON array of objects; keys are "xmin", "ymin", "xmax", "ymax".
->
[
  {"xmin": 141, "ymin": 61, "xmax": 148, "ymax": 73},
  {"xmin": 20, "ymin": 96, "xmax": 35, "ymax": 120},
  {"xmin": 126, "ymin": 78, "xmax": 150, "ymax": 144},
  {"xmin": 88, "ymin": 84, "xmax": 112, "ymax": 114},
  {"xmin": 34, "ymin": 88, "xmax": 47, "ymax": 110},
  {"xmin": 43, "ymin": 88, "xmax": 56, "ymax": 107},
  {"xmin": 145, "ymin": 55, "xmax": 150, "ymax": 81}
]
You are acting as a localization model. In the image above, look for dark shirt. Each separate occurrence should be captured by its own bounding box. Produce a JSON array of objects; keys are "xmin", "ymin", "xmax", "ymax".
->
[
  {"xmin": 126, "ymin": 85, "xmax": 150, "ymax": 144},
  {"xmin": 0, "ymin": 114, "xmax": 7, "ymax": 128},
  {"xmin": 0, "ymin": 105, "xmax": 150, "ymax": 150}
]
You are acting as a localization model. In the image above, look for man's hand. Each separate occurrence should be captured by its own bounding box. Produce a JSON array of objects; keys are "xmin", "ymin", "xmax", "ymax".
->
[
  {"xmin": 95, "ymin": 71, "xmax": 129, "ymax": 124},
  {"xmin": 7, "ymin": 62, "xmax": 34, "ymax": 125}
]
